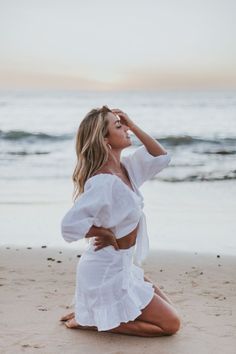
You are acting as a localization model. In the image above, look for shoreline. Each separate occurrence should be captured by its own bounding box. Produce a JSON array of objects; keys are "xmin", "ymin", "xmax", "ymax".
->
[
  {"xmin": 1, "ymin": 179, "xmax": 236, "ymax": 256},
  {"xmin": 0, "ymin": 246, "xmax": 235, "ymax": 353},
  {"xmin": 1, "ymin": 242, "xmax": 236, "ymax": 258}
]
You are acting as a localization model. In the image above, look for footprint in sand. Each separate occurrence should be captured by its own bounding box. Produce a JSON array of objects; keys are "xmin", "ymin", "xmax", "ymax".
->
[{"xmin": 21, "ymin": 344, "xmax": 45, "ymax": 349}]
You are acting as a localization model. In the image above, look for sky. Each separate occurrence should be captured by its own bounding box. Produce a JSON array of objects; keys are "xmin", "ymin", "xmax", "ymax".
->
[{"xmin": 0, "ymin": 0, "xmax": 236, "ymax": 90}]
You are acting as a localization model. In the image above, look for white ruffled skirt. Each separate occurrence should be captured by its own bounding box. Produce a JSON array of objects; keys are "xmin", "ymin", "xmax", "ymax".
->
[{"xmin": 74, "ymin": 242, "xmax": 155, "ymax": 331}]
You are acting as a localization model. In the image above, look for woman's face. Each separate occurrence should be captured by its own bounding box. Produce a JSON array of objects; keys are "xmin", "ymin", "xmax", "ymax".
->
[{"xmin": 105, "ymin": 112, "xmax": 132, "ymax": 149}]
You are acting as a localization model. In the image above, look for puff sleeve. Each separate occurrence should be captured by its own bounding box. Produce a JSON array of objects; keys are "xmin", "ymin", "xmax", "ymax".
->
[
  {"xmin": 61, "ymin": 175, "xmax": 111, "ymax": 243},
  {"xmin": 122, "ymin": 145, "xmax": 171, "ymax": 187},
  {"xmin": 61, "ymin": 174, "xmax": 142, "ymax": 243}
]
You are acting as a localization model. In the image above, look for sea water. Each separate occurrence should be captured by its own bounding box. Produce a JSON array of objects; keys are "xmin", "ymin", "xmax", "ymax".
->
[{"xmin": 0, "ymin": 89, "xmax": 236, "ymax": 254}]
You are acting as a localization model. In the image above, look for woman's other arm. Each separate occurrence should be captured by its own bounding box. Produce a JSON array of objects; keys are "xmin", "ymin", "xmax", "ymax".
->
[{"xmin": 85, "ymin": 226, "xmax": 119, "ymax": 251}]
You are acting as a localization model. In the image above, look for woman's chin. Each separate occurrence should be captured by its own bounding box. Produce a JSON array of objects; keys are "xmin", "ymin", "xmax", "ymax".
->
[{"xmin": 119, "ymin": 139, "xmax": 132, "ymax": 149}]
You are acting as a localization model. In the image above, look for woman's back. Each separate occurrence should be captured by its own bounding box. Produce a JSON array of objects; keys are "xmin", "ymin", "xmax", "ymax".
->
[{"xmin": 116, "ymin": 224, "xmax": 139, "ymax": 249}]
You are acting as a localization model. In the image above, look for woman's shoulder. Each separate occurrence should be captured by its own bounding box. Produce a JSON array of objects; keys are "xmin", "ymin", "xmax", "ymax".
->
[
  {"xmin": 87, "ymin": 172, "xmax": 116, "ymax": 182},
  {"xmin": 84, "ymin": 173, "xmax": 118, "ymax": 190},
  {"xmin": 84, "ymin": 173, "xmax": 130, "ymax": 194}
]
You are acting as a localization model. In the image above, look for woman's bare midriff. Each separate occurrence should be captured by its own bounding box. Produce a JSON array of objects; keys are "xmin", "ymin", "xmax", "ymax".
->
[{"xmin": 116, "ymin": 225, "xmax": 139, "ymax": 249}]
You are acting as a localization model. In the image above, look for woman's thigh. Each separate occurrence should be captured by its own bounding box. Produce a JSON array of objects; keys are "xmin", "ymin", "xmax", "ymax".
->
[{"xmin": 136, "ymin": 294, "xmax": 180, "ymax": 332}]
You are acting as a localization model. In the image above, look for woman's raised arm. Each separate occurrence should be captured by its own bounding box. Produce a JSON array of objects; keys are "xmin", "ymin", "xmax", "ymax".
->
[{"xmin": 111, "ymin": 108, "xmax": 167, "ymax": 157}]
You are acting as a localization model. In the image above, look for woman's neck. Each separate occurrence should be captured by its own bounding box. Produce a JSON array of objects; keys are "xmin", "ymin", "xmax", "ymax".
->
[{"xmin": 105, "ymin": 149, "xmax": 122, "ymax": 173}]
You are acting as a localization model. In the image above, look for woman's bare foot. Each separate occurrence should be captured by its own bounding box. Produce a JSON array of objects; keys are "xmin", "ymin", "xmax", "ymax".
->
[
  {"xmin": 65, "ymin": 318, "xmax": 83, "ymax": 329},
  {"xmin": 60, "ymin": 312, "xmax": 75, "ymax": 322},
  {"xmin": 65, "ymin": 318, "xmax": 97, "ymax": 331}
]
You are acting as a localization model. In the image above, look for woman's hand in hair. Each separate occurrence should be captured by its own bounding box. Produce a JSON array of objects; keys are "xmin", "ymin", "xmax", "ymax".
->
[
  {"xmin": 85, "ymin": 226, "xmax": 119, "ymax": 251},
  {"xmin": 111, "ymin": 108, "xmax": 136, "ymax": 131},
  {"xmin": 113, "ymin": 108, "xmax": 168, "ymax": 156}
]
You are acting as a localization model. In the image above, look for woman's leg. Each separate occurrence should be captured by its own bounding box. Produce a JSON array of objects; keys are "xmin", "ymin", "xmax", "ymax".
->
[
  {"xmin": 136, "ymin": 293, "xmax": 181, "ymax": 334},
  {"xmin": 63, "ymin": 316, "xmax": 167, "ymax": 337},
  {"xmin": 60, "ymin": 277, "xmax": 173, "ymax": 324},
  {"xmin": 144, "ymin": 275, "xmax": 174, "ymax": 305},
  {"xmin": 107, "ymin": 319, "xmax": 167, "ymax": 337},
  {"xmin": 110, "ymin": 293, "xmax": 180, "ymax": 337},
  {"xmin": 62, "ymin": 294, "xmax": 180, "ymax": 337}
]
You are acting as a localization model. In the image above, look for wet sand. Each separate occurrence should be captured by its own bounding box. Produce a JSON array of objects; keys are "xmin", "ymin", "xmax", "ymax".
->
[{"xmin": 0, "ymin": 246, "xmax": 235, "ymax": 354}]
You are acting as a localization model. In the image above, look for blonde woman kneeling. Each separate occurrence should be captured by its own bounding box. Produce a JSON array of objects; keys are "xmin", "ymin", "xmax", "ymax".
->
[{"xmin": 60, "ymin": 106, "xmax": 180, "ymax": 337}]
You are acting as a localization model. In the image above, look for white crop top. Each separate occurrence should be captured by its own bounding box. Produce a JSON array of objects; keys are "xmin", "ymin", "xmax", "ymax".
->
[{"xmin": 61, "ymin": 145, "xmax": 171, "ymax": 265}]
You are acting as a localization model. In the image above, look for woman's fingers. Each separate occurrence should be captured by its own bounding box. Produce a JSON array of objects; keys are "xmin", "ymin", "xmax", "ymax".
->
[
  {"xmin": 94, "ymin": 240, "xmax": 108, "ymax": 247},
  {"xmin": 113, "ymin": 243, "xmax": 119, "ymax": 250},
  {"xmin": 93, "ymin": 232, "xmax": 120, "ymax": 251},
  {"xmin": 111, "ymin": 108, "xmax": 124, "ymax": 114},
  {"xmin": 111, "ymin": 109, "xmax": 126, "ymax": 118},
  {"xmin": 94, "ymin": 241, "xmax": 102, "ymax": 247},
  {"xmin": 85, "ymin": 233, "xmax": 95, "ymax": 238},
  {"xmin": 94, "ymin": 246, "xmax": 102, "ymax": 251},
  {"xmin": 94, "ymin": 239, "xmax": 119, "ymax": 252},
  {"xmin": 111, "ymin": 109, "xmax": 135, "ymax": 130},
  {"xmin": 94, "ymin": 242, "xmax": 109, "ymax": 251}
]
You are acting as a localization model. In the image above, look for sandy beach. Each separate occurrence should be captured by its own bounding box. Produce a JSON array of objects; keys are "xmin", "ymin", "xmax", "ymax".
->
[{"xmin": 0, "ymin": 246, "xmax": 235, "ymax": 354}]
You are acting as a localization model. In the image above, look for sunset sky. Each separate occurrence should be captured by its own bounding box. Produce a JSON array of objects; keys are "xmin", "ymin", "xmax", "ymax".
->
[{"xmin": 0, "ymin": 0, "xmax": 236, "ymax": 90}]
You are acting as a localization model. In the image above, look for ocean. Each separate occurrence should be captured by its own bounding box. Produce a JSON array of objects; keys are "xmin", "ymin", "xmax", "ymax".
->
[{"xmin": 0, "ymin": 89, "xmax": 236, "ymax": 255}]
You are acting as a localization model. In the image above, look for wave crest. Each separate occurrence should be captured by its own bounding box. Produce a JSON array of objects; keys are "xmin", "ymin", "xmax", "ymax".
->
[{"xmin": 0, "ymin": 130, "xmax": 72, "ymax": 141}]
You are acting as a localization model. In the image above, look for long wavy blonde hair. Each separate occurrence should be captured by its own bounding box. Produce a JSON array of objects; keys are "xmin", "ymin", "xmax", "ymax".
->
[{"xmin": 72, "ymin": 105, "xmax": 112, "ymax": 200}]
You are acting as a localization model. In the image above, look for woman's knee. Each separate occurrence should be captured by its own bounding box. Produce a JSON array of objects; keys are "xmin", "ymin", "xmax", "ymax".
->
[{"xmin": 162, "ymin": 313, "xmax": 181, "ymax": 335}]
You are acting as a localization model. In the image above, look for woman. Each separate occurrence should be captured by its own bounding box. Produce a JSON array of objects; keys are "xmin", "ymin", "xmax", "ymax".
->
[{"xmin": 60, "ymin": 106, "xmax": 180, "ymax": 337}]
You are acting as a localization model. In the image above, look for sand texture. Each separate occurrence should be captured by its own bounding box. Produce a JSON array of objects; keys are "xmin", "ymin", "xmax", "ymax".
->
[{"xmin": 0, "ymin": 246, "xmax": 235, "ymax": 354}]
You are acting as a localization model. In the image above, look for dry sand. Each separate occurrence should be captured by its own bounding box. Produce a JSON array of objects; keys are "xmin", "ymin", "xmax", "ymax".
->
[{"xmin": 0, "ymin": 246, "xmax": 235, "ymax": 354}]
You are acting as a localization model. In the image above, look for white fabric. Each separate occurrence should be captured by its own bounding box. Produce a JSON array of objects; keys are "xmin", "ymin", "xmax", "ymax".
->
[
  {"xmin": 121, "ymin": 146, "xmax": 171, "ymax": 264},
  {"xmin": 61, "ymin": 174, "xmax": 142, "ymax": 242},
  {"xmin": 122, "ymin": 145, "xmax": 171, "ymax": 188},
  {"xmin": 61, "ymin": 146, "xmax": 171, "ymax": 331},
  {"xmin": 61, "ymin": 146, "xmax": 171, "ymax": 265},
  {"xmin": 74, "ymin": 244, "xmax": 155, "ymax": 331}
]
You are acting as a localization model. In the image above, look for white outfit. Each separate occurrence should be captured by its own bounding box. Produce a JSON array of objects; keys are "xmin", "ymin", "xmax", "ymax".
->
[{"xmin": 61, "ymin": 146, "xmax": 171, "ymax": 331}]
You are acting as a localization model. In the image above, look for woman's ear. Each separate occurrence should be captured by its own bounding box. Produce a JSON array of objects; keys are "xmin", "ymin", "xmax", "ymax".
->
[{"xmin": 104, "ymin": 137, "xmax": 112, "ymax": 150}]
